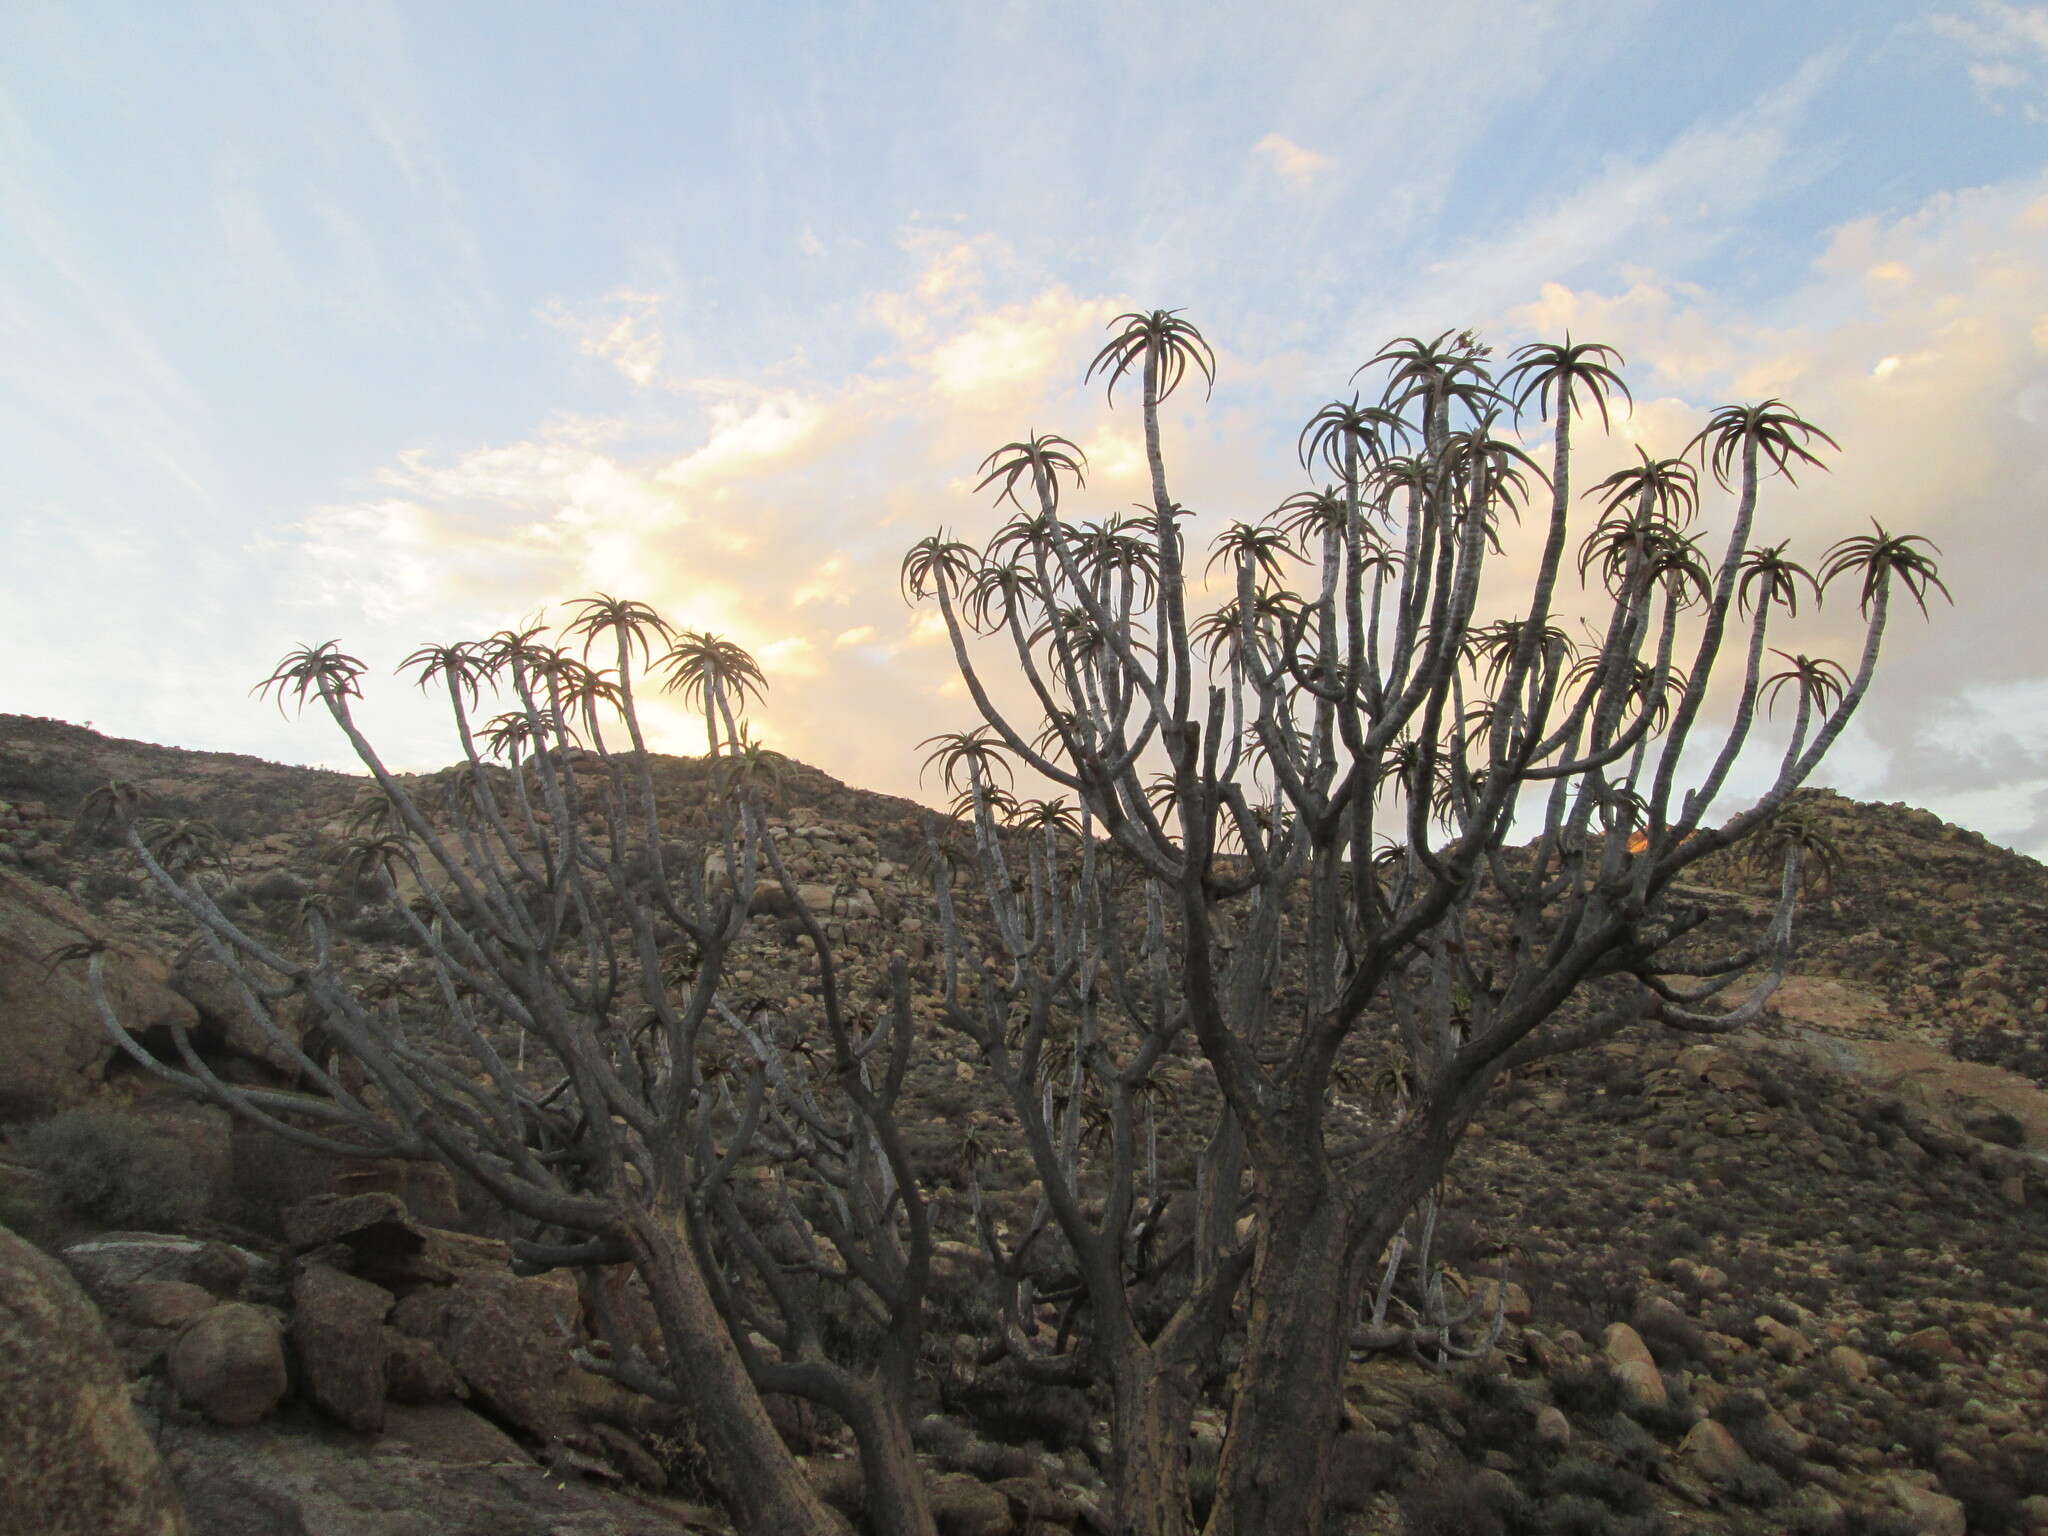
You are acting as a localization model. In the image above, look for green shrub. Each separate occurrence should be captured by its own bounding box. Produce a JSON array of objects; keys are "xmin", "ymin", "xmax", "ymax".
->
[{"xmin": 23, "ymin": 1109, "xmax": 208, "ymax": 1230}]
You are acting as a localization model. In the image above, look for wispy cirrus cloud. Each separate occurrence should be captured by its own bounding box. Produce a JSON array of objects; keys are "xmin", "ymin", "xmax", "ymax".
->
[
  {"xmin": 539, "ymin": 289, "xmax": 671, "ymax": 387},
  {"xmin": 1933, "ymin": 3, "xmax": 2048, "ymax": 117}
]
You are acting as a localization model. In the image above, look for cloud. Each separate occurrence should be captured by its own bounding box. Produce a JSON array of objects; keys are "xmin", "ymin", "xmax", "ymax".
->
[
  {"xmin": 916, "ymin": 288, "xmax": 1121, "ymax": 401},
  {"xmin": 1504, "ymin": 175, "xmax": 2048, "ymax": 851},
  {"xmin": 1252, "ymin": 133, "xmax": 1336, "ymax": 191},
  {"xmin": 539, "ymin": 289, "xmax": 669, "ymax": 387},
  {"xmin": 1933, "ymin": 4, "xmax": 2048, "ymax": 117},
  {"xmin": 282, "ymin": 176, "xmax": 2048, "ymax": 854}
]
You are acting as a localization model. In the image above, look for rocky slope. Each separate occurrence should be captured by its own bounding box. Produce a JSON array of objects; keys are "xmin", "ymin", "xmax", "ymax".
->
[{"xmin": 0, "ymin": 712, "xmax": 2044, "ymax": 1536}]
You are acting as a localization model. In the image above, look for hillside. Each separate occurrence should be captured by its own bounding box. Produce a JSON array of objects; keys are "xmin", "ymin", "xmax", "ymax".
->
[{"xmin": 1, "ymin": 712, "xmax": 2044, "ymax": 1536}]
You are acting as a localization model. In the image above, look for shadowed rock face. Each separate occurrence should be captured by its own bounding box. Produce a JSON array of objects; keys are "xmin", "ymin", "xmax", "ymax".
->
[
  {"xmin": 0, "ymin": 868, "xmax": 200, "ymax": 1120},
  {"xmin": 0, "ymin": 1221, "xmax": 189, "ymax": 1536}
]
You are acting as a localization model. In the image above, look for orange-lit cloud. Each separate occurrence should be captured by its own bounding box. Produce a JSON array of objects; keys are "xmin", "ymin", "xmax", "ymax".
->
[{"xmin": 1252, "ymin": 133, "xmax": 1336, "ymax": 191}]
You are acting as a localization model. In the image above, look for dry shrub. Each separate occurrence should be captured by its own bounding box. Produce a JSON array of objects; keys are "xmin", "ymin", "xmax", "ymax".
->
[{"xmin": 23, "ymin": 1108, "xmax": 208, "ymax": 1231}]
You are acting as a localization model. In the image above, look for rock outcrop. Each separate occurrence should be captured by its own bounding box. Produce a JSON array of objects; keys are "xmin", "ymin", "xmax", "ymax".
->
[{"xmin": 0, "ymin": 869, "xmax": 199, "ymax": 1120}]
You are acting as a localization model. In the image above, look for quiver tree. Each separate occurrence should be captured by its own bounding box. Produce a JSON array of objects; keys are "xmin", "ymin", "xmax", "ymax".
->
[
  {"xmin": 917, "ymin": 745, "xmax": 1249, "ymax": 1536},
  {"xmin": 904, "ymin": 312, "xmax": 1943, "ymax": 1534},
  {"xmin": 70, "ymin": 601, "xmax": 940, "ymax": 1536}
]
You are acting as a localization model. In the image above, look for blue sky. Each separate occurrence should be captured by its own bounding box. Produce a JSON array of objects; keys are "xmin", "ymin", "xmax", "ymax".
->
[{"xmin": 5, "ymin": 1, "xmax": 2048, "ymax": 849}]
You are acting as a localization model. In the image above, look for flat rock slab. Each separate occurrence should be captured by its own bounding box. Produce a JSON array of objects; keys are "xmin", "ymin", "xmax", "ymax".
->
[{"xmin": 156, "ymin": 1414, "xmax": 711, "ymax": 1536}]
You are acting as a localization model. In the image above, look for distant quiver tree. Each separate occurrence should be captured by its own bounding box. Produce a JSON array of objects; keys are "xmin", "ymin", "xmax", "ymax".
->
[{"xmin": 71, "ymin": 604, "xmax": 941, "ymax": 1536}]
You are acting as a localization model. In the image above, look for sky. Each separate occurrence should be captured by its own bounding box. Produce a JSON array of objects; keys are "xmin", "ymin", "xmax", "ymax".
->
[{"xmin": 3, "ymin": 1, "xmax": 2047, "ymax": 853}]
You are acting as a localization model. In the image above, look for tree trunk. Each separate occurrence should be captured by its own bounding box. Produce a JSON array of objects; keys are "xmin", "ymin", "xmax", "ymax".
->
[
  {"xmin": 1107, "ymin": 1342, "xmax": 1200, "ymax": 1536},
  {"xmin": 843, "ymin": 1371, "xmax": 938, "ymax": 1536},
  {"xmin": 627, "ymin": 1211, "xmax": 852, "ymax": 1536},
  {"xmin": 1199, "ymin": 1174, "xmax": 1356, "ymax": 1536},
  {"xmin": 1202, "ymin": 1108, "xmax": 1474, "ymax": 1536}
]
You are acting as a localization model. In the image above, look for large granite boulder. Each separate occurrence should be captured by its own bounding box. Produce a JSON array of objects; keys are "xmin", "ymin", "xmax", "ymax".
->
[
  {"xmin": 165, "ymin": 948, "xmax": 304, "ymax": 1077},
  {"xmin": 0, "ymin": 1220, "xmax": 189, "ymax": 1535},
  {"xmin": 389, "ymin": 1265, "xmax": 591, "ymax": 1444}
]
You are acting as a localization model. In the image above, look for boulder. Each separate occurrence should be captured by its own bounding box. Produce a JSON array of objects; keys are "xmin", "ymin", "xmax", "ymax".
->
[
  {"xmin": 1883, "ymin": 1476, "xmax": 1966, "ymax": 1536},
  {"xmin": 290, "ymin": 1263, "xmax": 396, "ymax": 1433},
  {"xmin": 64, "ymin": 1235, "xmax": 276, "ymax": 1309},
  {"xmin": 0, "ymin": 1221, "xmax": 190, "ymax": 1535},
  {"xmin": 282, "ymin": 1192, "xmax": 509, "ymax": 1286},
  {"xmin": 390, "ymin": 1265, "xmax": 601, "ymax": 1444},
  {"xmin": 1472, "ymin": 1277, "xmax": 1534, "ymax": 1325},
  {"xmin": 1677, "ymin": 1418, "xmax": 1749, "ymax": 1482},
  {"xmin": 0, "ymin": 868, "xmax": 200, "ymax": 1120},
  {"xmin": 930, "ymin": 1474, "xmax": 1012, "ymax": 1536},
  {"xmin": 385, "ymin": 1334, "xmax": 464, "ymax": 1404},
  {"xmin": 166, "ymin": 949, "xmax": 303, "ymax": 1076},
  {"xmin": 167, "ymin": 1303, "xmax": 289, "ymax": 1427},
  {"xmin": 124, "ymin": 1280, "xmax": 217, "ymax": 1330},
  {"xmin": 1601, "ymin": 1322, "xmax": 1667, "ymax": 1408},
  {"xmin": 1827, "ymin": 1344, "xmax": 1873, "ymax": 1383}
]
